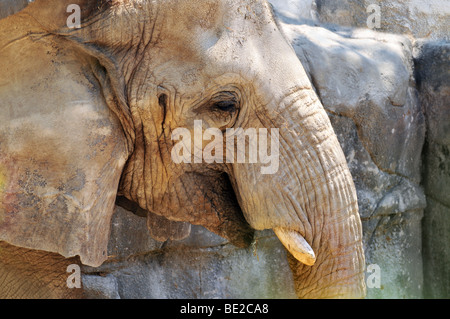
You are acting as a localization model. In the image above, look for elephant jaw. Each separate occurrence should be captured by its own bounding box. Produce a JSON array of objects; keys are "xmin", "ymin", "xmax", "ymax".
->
[{"xmin": 273, "ymin": 227, "xmax": 316, "ymax": 266}]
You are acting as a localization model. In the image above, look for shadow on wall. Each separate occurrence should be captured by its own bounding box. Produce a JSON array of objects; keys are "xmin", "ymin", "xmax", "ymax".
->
[
  {"xmin": 0, "ymin": 0, "xmax": 29, "ymax": 19},
  {"xmin": 414, "ymin": 40, "xmax": 450, "ymax": 299}
]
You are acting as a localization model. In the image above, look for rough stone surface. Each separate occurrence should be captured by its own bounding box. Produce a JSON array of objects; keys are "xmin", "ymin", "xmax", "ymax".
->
[
  {"xmin": 80, "ymin": 1, "xmax": 447, "ymax": 299},
  {"xmin": 271, "ymin": 0, "xmax": 450, "ymax": 40},
  {"xmin": 414, "ymin": 40, "xmax": 450, "ymax": 298},
  {"xmin": 82, "ymin": 274, "xmax": 121, "ymax": 299},
  {"xmin": 0, "ymin": 0, "xmax": 29, "ymax": 19},
  {"xmin": 82, "ymin": 207, "xmax": 297, "ymax": 299}
]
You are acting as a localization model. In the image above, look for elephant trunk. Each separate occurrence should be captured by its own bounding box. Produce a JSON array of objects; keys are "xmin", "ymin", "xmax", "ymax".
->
[
  {"xmin": 282, "ymin": 87, "xmax": 366, "ymax": 298},
  {"xmin": 234, "ymin": 86, "xmax": 366, "ymax": 298}
]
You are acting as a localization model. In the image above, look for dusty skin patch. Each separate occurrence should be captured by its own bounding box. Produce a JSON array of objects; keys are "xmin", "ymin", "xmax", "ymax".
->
[
  {"xmin": 0, "ymin": 164, "xmax": 4, "ymax": 251},
  {"xmin": 0, "ymin": 164, "xmax": 5, "ymax": 204}
]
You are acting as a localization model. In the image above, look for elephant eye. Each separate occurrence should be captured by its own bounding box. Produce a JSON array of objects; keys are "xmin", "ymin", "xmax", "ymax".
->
[
  {"xmin": 210, "ymin": 91, "xmax": 239, "ymax": 114},
  {"xmin": 195, "ymin": 91, "xmax": 240, "ymax": 127},
  {"xmin": 213, "ymin": 100, "xmax": 237, "ymax": 113}
]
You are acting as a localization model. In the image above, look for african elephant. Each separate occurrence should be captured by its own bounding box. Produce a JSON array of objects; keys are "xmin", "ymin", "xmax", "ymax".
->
[{"xmin": 0, "ymin": 0, "xmax": 365, "ymax": 298}]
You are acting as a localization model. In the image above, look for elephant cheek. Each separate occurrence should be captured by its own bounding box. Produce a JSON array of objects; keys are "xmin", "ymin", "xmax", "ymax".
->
[{"xmin": 148, "ymin": 172, "xmax": 255, "ymax": 248}]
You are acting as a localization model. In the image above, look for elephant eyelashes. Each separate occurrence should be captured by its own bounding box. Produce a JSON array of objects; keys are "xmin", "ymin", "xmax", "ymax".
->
[
  {"xmin": 214, "ymin": 100, "xmax": 237, "ymax": 113},
  {"xmin": 209, "ymin": 91, "xmax": 240, "ymax": 115},
  {"xmin": 192, "ymin": 91, "xmax": 241, "ymax": 127}
]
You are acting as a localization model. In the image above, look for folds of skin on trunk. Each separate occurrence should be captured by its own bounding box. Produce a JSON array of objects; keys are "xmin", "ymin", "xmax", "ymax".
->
[{"xmin": 232, "ymin": 85, "xmax": 366, "ymax": 298}]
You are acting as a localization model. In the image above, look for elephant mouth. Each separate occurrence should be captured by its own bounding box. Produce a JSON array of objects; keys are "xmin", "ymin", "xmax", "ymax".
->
[
  {"xmin": 115, "ymin": 171, "xmax": 255, "ymax": 248},
  {"xmin": 115, "ymin": 171, "xmax": 316, "ymax": 267}
]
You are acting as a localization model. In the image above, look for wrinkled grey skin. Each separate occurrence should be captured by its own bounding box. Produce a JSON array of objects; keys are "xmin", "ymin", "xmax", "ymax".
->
[{"xmin": 0, "ymin": 0, "xmax": 365, "ymax": 298}]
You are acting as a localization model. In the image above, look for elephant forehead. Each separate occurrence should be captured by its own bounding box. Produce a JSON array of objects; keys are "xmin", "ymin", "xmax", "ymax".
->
[
  {"xmin": 155, "ymin": 0, "xmax": 275, "ymax": 56},
  {"xmin": 155, "ymin": 2, "xmax": 303, "ymax": 97}
]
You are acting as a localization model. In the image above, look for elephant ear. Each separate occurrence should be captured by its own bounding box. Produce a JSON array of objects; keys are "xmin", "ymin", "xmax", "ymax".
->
[{"xmin": 0, "ymin": 6, "xmax": 128, "ymax": 267}]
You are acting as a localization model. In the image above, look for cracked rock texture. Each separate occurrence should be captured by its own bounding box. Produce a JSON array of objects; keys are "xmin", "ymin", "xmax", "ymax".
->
[
  {"xmin": 82, "ymin": 1, "xmax": 449, "ymax": 298},
  {"xmin": 272, "ymin": 0, "xmax": 450, "ymax": 41}
]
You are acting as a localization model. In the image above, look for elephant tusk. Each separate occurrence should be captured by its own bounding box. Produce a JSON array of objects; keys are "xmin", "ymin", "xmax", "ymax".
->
[{"xmin": 273, "ymin": 227, "xmax": 316, "ymax": 266}]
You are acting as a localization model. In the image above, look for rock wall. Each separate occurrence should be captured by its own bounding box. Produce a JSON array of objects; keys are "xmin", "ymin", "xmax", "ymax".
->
[
  {"xmin": 82, "ymin": 1, "xmax": 449, "ymax": 299},
  {"xmin": 272, "ymin": 0, "xmax": 450, "ymax": 40},
  {"xmin": 0, "ymin": 0, "xmax": 29, "ymax": 19},
  {"xmin": 83, "ymin": 209, "xmax": 297, "ymax": 298},
  {"xmin": 414, "ymin": 40, "xmax": 450, "ymax": 298}
]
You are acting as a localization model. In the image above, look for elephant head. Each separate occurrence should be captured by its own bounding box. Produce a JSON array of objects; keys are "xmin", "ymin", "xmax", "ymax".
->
[{"xmin": 0, "ymin": 0, "xmax": 365, "ymax": 298}]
